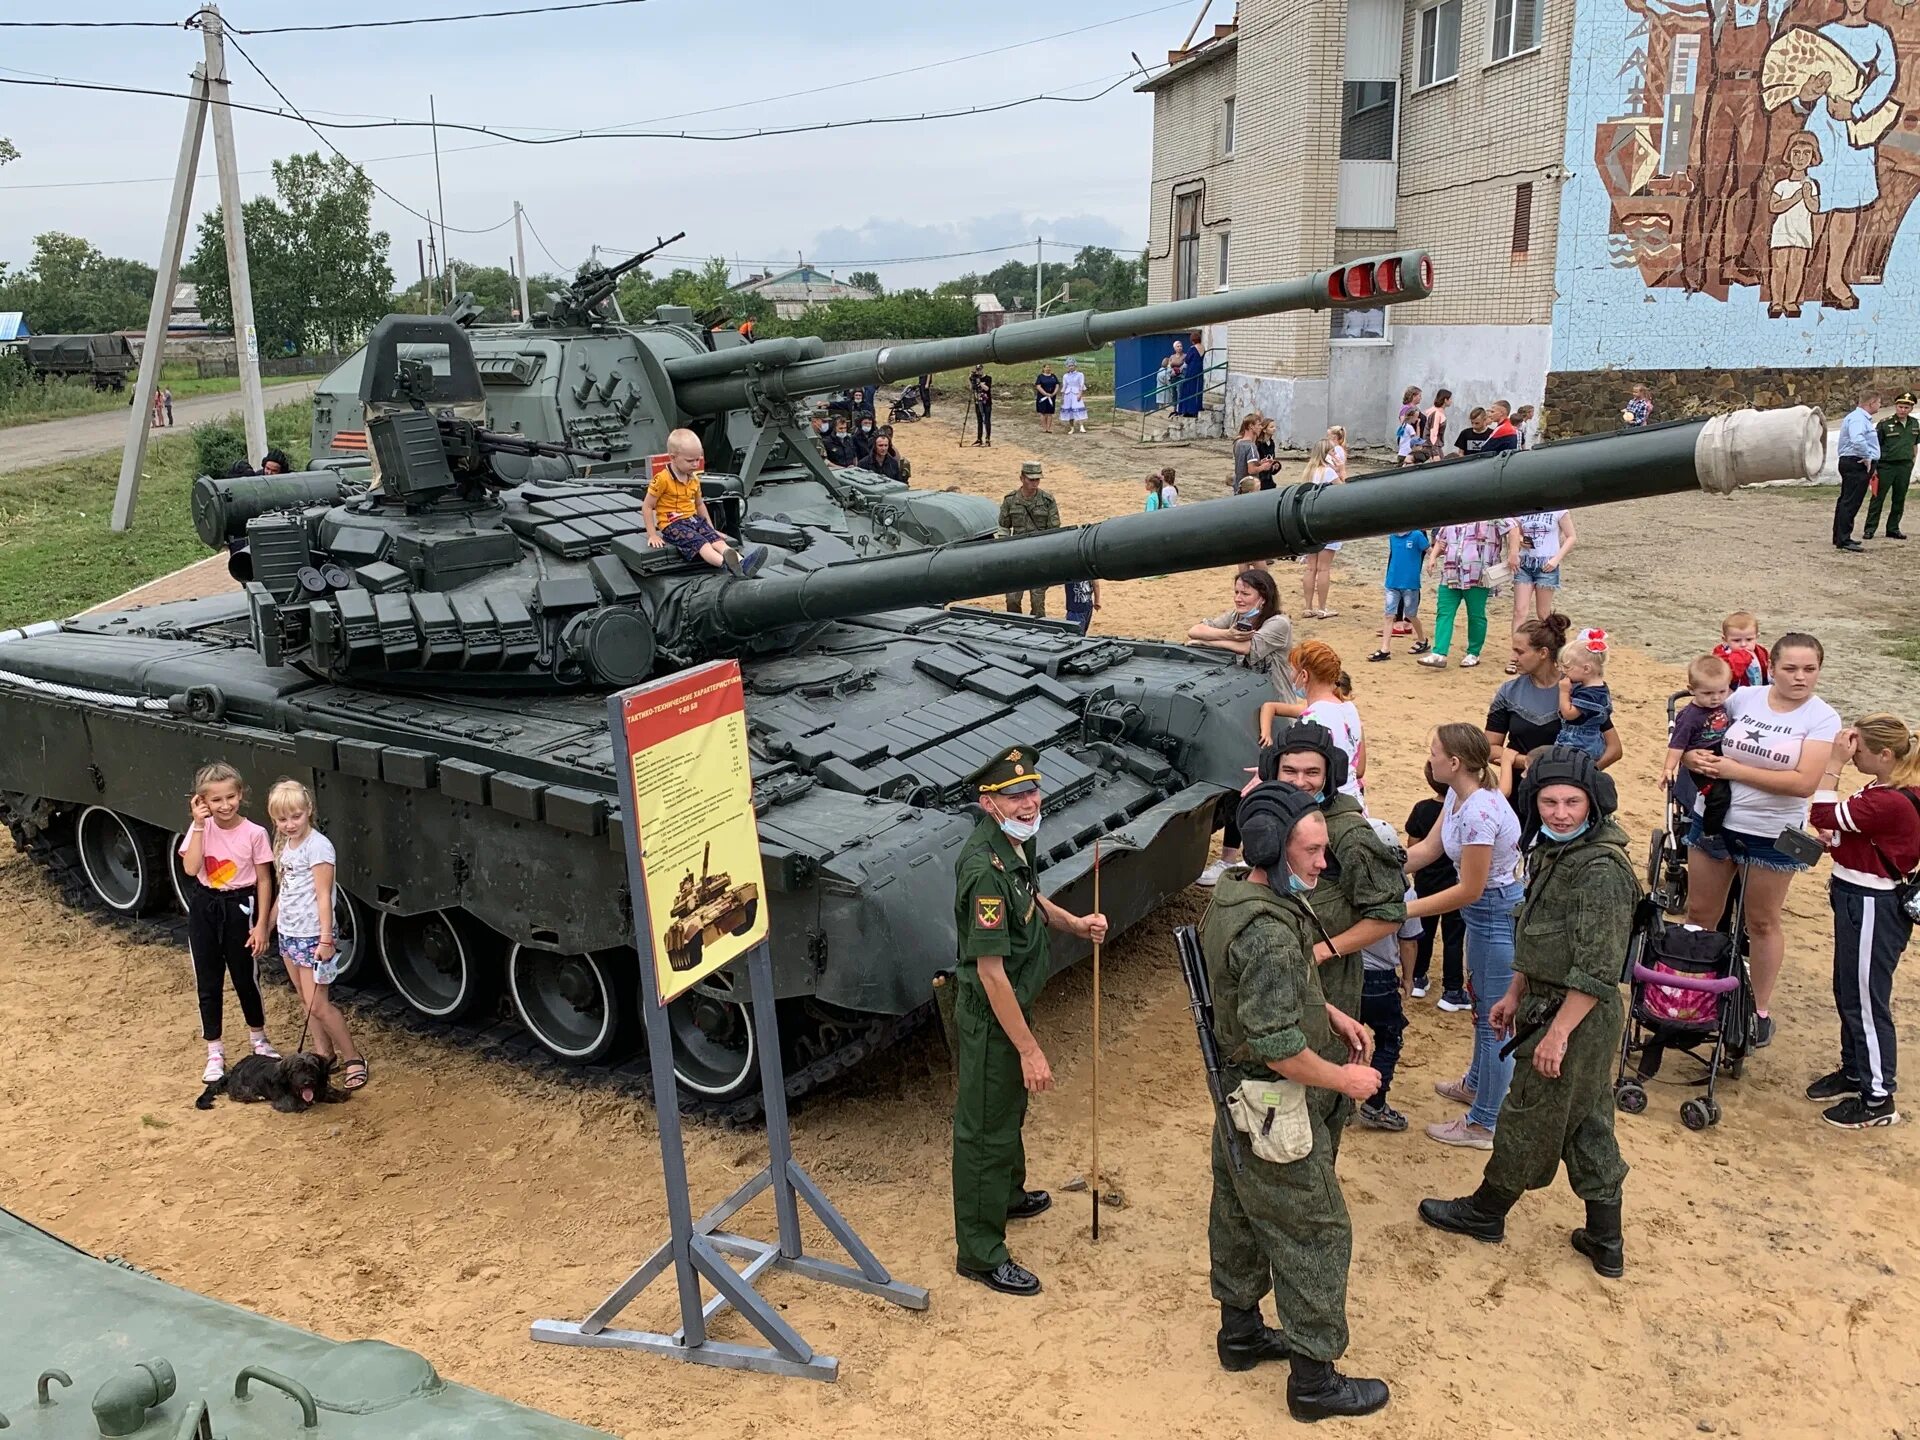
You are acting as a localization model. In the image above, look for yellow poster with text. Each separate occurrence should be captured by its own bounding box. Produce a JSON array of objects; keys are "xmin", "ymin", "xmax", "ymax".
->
[{"xmin": 619, "ymin": 661, "xmax": 767, "ymax": 1004}]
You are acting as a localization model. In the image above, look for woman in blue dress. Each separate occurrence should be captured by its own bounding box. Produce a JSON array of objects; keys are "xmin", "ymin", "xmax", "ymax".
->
[
  {"xmin": 1176, "ymin": 329, "xmax": 1205, "ymax": 417},
  {"xmin": 1793, "ymin": 0, "xmax": 1898, "ymax": 310}
]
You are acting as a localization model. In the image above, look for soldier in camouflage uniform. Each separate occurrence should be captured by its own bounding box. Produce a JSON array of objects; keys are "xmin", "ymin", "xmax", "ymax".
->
[
  {"xmin": 1201, "ymin": 783, "xmax": 1390, "ymax": 1421},
  {"xmin": 1265, "ymin": 721, "xmax": 1407, "ymax": 1150},
  {"xmin": 1418, "ymin": 746, "xmax": 1637, "ymax": 1278},
  {"xmin": 997, "ymin": 461, "xmax": 1062, "ymax": 616},
  {"xmin": 950, "ymin": 744, "xmax": 1108, "ymax": 1297}
]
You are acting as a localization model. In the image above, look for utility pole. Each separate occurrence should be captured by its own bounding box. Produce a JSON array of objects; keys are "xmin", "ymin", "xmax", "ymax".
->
[
  {"xmin": 514, "ymin": 200, "xmax": 531, "ymax": 323},
  {"xmin": 430, "ymin": 95, "xmax": 453, "ymax": 301},
  {"xmin": 426, "ymin": 225, "xmax": 441, "ymax": 310},
  {"xmin": 417, "ymin": 237, "xmax": 429, "ymax": 310},
  {"xmin": 1036, "ymin": 236, "xmax": 1043, "ymax": 318},
  {"xmin": 201, "ymin": 4, "xmax": 267, "ymax": 468}
]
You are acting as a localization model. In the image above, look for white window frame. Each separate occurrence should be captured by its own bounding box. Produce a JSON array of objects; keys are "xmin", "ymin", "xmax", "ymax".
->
[
  {"xmin": 1416, "ymin": 0, "xmax": 1462, "ymax": 89},
  {"xmin": 1222, "ymin": 95, "xmax": 1236, "ymax": 156},
  {"xmin": 1216, "ymin": 232, "xmax": 1231, "ymax": 291},
  {"xmin": 1488, "ymin": 0, "xmax": 1543, "ymax": 65},
  {"xmin": 1328, "ymin": 306, "xmax": 1392, "ymax": 346}
]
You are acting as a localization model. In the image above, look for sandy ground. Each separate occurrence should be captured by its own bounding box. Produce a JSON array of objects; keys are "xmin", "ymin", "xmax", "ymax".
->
[
  {"xmin": 2, "ymin": 404, "xmax": 1917, "ymax": 1438},
  {"xmin": 0, "ymin": 378, "xmax": 321, "ymax": 475}
]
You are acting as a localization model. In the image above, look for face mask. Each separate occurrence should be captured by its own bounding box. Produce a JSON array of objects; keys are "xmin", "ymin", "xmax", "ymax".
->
[
  {"xmin": 1286, "ymin": 872, "xmax": 1315, "ymax": 893},
  {"xmin": 861, "ymin": 424, "xmax": 873, "ymax": 433},
  {"xmin": 1540, "ymin": 819, "xmax": 1590, "ymax": 843},
  {"xmin": 997, "ymin": 814, "xmax": 1041, "ymax": 843}
]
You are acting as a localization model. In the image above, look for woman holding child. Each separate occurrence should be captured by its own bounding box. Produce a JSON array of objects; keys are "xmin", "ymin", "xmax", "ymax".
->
[
  {"xmin": 1682, "ymin": 632, "xmax": 1840, "ymax": 1048},
  {"xmin": 1485, "ymin": 615, "xmax": 1622, "ymax": 796}
]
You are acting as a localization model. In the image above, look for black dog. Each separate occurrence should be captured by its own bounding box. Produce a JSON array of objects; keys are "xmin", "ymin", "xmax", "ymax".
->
[{"xmin": 194, "ymin": 1053, "xmax": 346, "ymax": 1112}]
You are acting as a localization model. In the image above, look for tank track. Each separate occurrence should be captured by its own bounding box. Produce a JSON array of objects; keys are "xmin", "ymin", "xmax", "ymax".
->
[{"xmin": 2, "ymin": 796, "xmax": 928, "ymax": 1127}]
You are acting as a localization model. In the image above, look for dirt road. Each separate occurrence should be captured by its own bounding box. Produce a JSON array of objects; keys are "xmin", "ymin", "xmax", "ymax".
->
[
  {"xmin": 1, "ymin": 404, "xmax": 1915, "ymax": 1439},
  {"xmin": 0, "ymin": 378, "xmax": 321, "ymax": 475}
]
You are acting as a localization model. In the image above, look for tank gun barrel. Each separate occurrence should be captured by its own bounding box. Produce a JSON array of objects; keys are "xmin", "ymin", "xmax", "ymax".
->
[
  {"xmin": 703, "ymin": 409, "xmax": 1823, "ymax": 642},
  {"xmin": 671, "ymin": 251, "xmax": 1435, "ymax": 416},
  {"xmin": 662, "ymin": 337, "xmax": 826, "ymax": 383}
]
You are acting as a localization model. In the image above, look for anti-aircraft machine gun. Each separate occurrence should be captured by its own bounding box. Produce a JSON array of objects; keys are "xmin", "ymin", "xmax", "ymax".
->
[{"xmin": 0, "ymin": 248, "xmax": 1828, "ymax": 1117}]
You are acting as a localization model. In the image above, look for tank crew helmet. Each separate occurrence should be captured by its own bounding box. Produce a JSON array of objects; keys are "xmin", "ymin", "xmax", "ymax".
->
[
  {"xmin": 1517, "ymin": 744, "xmax": 1617, "ymax": 846},
  {"xmin": 1258, "ymin": 719, "xmax": 1350, "ymax": 802},
  {"xmin": 1235, "ymin": 783, "xmax": 1324, "ymax": 897},
  {"xmin": 970, "ymin": 744, "xmax": 1043, "ymax": 798}
]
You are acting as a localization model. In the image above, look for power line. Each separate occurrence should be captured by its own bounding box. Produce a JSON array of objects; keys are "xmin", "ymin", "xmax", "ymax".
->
[
  {"xmin": 520, "ymin": 210, "xmax": 572, "ymax": 273},
  {"xmin": 605, "ymin": 241, "xmax": 1112, "ymax": 269},
  {"xmin": 0, "ymin": 1, "xmax": 656, "ymax": 32}
]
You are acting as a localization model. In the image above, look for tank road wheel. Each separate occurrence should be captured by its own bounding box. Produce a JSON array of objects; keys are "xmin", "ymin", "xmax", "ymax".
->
[
  {"xmin": 377, "ymin": 909, "xmax": 498, "ymax": 1021},
  {"xmin": 75, "ymin": 807, "xmax": 169, "ymax": 917},
  {"xmin": 327, "ymin": 889, "xmax": 373, "ymax": 988},
  {"xmin": 667, "ymin": 988, "xmax": 758, "ymax": 1101},
  {"xmin": 729, "ymin": 897, "xmax": 759, "ymax": 937},
  {"xmin": 508, "ymin": 944, "xmax": 638, "ymax": 1064}
]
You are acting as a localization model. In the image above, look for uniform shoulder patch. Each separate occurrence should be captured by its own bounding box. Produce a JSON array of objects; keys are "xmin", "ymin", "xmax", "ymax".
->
[{"xmin": 974, "ymin": 894, "xmax": 1005, "ymax": 930}]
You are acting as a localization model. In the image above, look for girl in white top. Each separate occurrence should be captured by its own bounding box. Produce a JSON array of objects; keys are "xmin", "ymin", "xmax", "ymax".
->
[
  {"xmin": 1767, "ymin": 132, "xmax": 1820, "ymax": 320},
  {"xmin": 1258, "ymin": 638, "xmax": 1367, "ymax": 807},
  {"xmin": 1681, "ymin": 632, "xmax": 1840, "ymax": 1031},
  {"xmin": 1299, "ymin": 437, "xmax": 1345, "ymax": 618},
  {"xmin": 267, "ymin": 780, "xmax": 368, "ymax": 1089}
]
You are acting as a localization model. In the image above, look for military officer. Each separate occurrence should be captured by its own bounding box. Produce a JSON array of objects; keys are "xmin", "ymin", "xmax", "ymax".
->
[
  {"xmin": 1868, "ymin": 388, "xmax": 1918, "ymax": 540},
  {"xmin": 952, "ymin": 745, "xmax": 1107, "ymax": 1296},
  {"xmin": 1418, "ymin": 746, "xmax": 1637, "ymax": 1278},
  {"xmin": 997, "ymin": 461, "xmax": 1062, "ymax": 617},
  {"xmin": 1201, "ymin": 783, "xmax": 1390, "ymax": 1421}
]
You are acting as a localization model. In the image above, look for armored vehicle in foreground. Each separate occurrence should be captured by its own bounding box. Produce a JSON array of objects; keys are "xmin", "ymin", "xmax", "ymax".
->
[
  {"xmin": 0, "ymin": 1206, "xmax": 611, "ymax": 1438},
  {"xmin": 0, "ymin": 247, "xmax": 1824, "ymax": 1115}
]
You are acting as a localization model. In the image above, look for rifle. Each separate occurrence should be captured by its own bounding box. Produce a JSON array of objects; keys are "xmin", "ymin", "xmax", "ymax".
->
[{"xmin": 1175, "ymin": 923, "xmax": 1244, "ymax": 1174}]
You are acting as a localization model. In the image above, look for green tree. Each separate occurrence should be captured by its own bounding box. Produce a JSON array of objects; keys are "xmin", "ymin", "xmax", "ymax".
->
[
  {"xmin": 615, "ymin": 258, "xmax": 772, "ymax": 327},
  {"xmin": 0, "ymin": 138, "xmax": 18, "ymax": 167},
  {"xmin": 0, "ymin": 232, "xmax": 156, "ymax": 333},
  {"xmin": 846, "ymin": 270, "xmax": 882, "ymax": 296},
  {"xmin": 393, "ymin": 260, "xmax": 567, "ymax": 321},
  {"xmin": 188, "ymin": 152, "xmax": 394, "ymax": 355},
  {"xmin": 757, "ymin": 289, "xmax": 974, "ymax": 342}
]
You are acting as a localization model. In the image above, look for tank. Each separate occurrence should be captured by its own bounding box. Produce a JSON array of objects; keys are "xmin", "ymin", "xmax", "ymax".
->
[
  {"xmin": 0, "ymin": 255, "xmax": 1825, "ymax": 1118},
  {"xmin": 305, "ymin": 247, "xmax": 1436, "ymax": 557},
  {"xmin": 664, "ymin": 841, "xmax": 761, "ymax": 974},
  {"xmin": 0, "ymin": 1206, "xmax": 611, "ymax": 1438}
]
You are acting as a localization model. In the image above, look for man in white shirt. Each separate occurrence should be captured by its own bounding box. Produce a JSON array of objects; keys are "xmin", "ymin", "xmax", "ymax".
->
[{"xmin": 1834, "ymin": 387, "xmax": 1881, "ymax": 553}]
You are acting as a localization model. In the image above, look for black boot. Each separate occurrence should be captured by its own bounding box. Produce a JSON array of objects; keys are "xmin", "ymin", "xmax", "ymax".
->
[
  {"xmin": 1286, "ymin": 1356, "xmax": 1390, "ymax": 1422},
  {"xmin": 1216, "ymin": 1302, "xmax": 1290, "ymax": 1372},
  {"xmin": 1570, "ymin": 1200, "xmax": 1625, "ymax": 1278},
  {"xmin": 1417, "ymin": 1183, "xmax": 1516, "ymax": 1243}
]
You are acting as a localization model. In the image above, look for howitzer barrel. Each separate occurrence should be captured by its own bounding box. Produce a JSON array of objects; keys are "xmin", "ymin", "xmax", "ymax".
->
[
  {"xmin": 708, "ymin": 408, "xmax": 1823, "ymax": 639},
  {"xmin": 661, "ymin": 337, "xmax": 825, "ymax": 383},
  {"xmin": 671, "ymin": 251, "xmax": 1434, "ymax": 416},
  {"xmin": 191, "ymin": 470, "xmax": 349, "ymax": 546}
]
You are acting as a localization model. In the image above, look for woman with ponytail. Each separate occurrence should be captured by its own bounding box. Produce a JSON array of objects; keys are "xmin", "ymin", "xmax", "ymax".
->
[{"xmin": 1806, "ymin": 712, "xmax": 1920, "ymax": 1128}]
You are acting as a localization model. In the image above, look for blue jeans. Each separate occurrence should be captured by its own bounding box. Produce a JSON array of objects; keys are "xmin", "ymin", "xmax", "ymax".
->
[{"xmin": 1464, "ymin": 881, "xmax": 1524, "ymax": 1130}]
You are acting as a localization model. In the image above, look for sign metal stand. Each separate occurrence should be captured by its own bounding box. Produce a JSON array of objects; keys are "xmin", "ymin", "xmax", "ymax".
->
[{"xmin": 530, "ymin": 664, "xmax": 927, "ymax": 1381}]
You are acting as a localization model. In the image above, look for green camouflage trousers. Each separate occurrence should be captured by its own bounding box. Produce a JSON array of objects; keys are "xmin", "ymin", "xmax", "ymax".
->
[
  {"xmin": 1207, "ymin": 1113, "xmax": 1351, "ymax": 1361},
  {"xmin": 1482, "ymin": 988, "xmax": 1628, "ymax": 1205}
]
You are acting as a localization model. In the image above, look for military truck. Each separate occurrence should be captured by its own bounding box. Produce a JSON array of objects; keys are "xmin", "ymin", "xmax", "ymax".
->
[{"xmin": 13, "ymin": 333, "xmax": 138, "ymax": 391}]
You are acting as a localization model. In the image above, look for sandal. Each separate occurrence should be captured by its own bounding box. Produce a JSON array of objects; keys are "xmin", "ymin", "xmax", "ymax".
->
[
  {"xmin": 1460, "ymin": 654, "xmax": 1481, "ymax": 668},
  {"xmin": 1504, "ymin": 661, "xmax": 1519, "ymax": 675},
  {"xmin": 1417, "ymin": 653, "xmax": 1448, "ymax": 668},
  {"xmin": 1366, "ymin": 650, "xmax": 1392, "ymax": 662},
  {"xmin": 340, "ymin": 1059, "xmax": 370, "ymax": 1091},
  {"xmin": 1410, "ymin": 640, "xmax": 1432, "ymax": 655}
]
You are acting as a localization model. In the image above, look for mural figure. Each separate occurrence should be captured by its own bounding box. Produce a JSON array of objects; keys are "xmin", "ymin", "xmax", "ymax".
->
[{"xmin": 1601, "ymin": 0, "xmax": 1919, "ymax": 314}]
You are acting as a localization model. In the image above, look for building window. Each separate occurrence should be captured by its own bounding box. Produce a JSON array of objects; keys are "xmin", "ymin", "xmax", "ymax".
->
[
  {"xmin": 1222, "ymin": 95, "xmax": 1236, "ymax": 156},
  {"xmin": 1511, "ymin": 182, "xmax": 1534, "ymax": 256},
  {"xmin": 1659, "ymin": 34, "xmax": 1702, "ymax": 173},
  {"xmin": 1216, "ymin": 232, "xmax": 1231, "ymax": 289},
  {"xmin": 1418, "ymin": 0, "xmax": 1462, "ymax": 87},
  {"xmin": 1339, "ymin": 81, "xmax": 1398, "ymax": 161},
  {"xmin": 1174, "ymin": 190, "xmax": 1201, "ymax": 301},
  {"xmin": 1490, "ymin": 0, "xmax": 1542, "ymax": 61},
  {"xmin": 1330, "ymin": 306, "xmax": 1389, "ymax": 342}
]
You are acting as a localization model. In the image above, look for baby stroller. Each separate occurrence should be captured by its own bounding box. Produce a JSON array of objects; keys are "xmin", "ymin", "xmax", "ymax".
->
[
  {"xmin": 889, "ymin": 385, "xmax": 922, "ymax": 424},
  {"xmin": 1614, "ymin": 737, "xmax": 1759, "ymax": 1131}
]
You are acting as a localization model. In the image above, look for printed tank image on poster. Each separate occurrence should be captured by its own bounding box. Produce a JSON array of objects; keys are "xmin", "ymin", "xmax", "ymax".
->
[
  {"xmin": 1555, "ymin": 0, "xmax": 1920, "ymax": 368},
  {"xmin": 617, "ymin": 661, "xmax": 769, "ymax": 1004}
]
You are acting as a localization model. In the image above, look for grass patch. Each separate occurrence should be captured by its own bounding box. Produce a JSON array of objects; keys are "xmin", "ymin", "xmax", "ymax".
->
[
  {"xmin": 0, "ymin": 401, "xmax": 312, "ymax": 630},
  {"xmin": 1885, "ymin": 631, "xmax": 1920, "ymax": 668},
  {"xmin": 0, "ymin": 361, "xmax": 310, "ymax": 430}
]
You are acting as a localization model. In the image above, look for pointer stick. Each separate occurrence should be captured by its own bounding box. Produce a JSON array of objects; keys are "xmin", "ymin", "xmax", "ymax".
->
[{"xmin": 1091, "ymin": 839, "xmax": 1101, "ymax": 1242}]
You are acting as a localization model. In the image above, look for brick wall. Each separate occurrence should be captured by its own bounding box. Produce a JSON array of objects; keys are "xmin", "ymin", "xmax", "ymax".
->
[{"xmin": 1144, "ymin": 44, "xmax": 1238, "ymax": 306}]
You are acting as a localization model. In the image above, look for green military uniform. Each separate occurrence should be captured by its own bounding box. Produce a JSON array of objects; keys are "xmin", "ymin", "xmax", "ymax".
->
[
  {"xmin": 951, "ymin": 748, "xmax": 1051, "ymax": 1275},
  {"xmin": 1868, "ymin": 397, "xmax": 1918, "ymax": 539},
  {"xmin": 1200, "ymin": 874, "xmax": 1354, "ymax": 1363},
  {"xmin": 1480, "ymin": 819, "xmax": 1637, "ymax": 1205},
  {"xmin": 998, "ymin": 463, "xmax": 1062, "ymax": 616},
  {"xmin": 1298, "ymin": 795, "xmax": 1408, "ymax": 1022}
]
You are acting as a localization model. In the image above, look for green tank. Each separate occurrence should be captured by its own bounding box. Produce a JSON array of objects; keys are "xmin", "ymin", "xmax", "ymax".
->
[
  {"xmin": 0, "ymin": 1206, "xmax": 610, "ymax": 1438},
  {"xmin": 0, "ymin": 248, "xmax": 1824, "ymax": 1119}
]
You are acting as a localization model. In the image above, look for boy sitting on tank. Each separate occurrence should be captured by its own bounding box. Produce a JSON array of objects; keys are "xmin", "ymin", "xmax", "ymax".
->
[{"xmin": 643, "ymin": 429, "xmax": 766, "ymax": 577}]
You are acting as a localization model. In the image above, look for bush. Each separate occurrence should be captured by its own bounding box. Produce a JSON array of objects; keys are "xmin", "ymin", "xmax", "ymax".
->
[
  {"xmin": 192, "ymin": 419, "xmax": 250, "ymax": 478},
  {"xmin": 188, "ymin": 406, "xmax": 312, "ymax": 478}
]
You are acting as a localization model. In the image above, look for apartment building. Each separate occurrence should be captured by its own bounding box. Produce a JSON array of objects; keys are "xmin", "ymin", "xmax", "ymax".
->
[{"xmin": 1143, "ymin": 0, "xmax": 1920, "ymax": 443}]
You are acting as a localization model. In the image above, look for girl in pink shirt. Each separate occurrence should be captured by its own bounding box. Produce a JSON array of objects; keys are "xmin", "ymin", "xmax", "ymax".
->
[{"xmin": 178, "ymin": 762, "xmax": 278, "ymax": 1083}]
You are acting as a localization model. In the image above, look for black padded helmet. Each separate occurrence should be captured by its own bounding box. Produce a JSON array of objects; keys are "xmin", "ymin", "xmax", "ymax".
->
[
  {"xmin": 1235, "ymin": 783, "xmax": 1324, "ymax": 894},
  {"xmin": 1259, "ymin": 719, "xmax": 1351, "ymax": 801},
  {"xmin": 1518, "ymin": 744, "xmax": 1617, "ymax": 845}
]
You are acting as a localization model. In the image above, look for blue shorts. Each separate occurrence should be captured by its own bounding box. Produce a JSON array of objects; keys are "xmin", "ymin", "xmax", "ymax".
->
[
  {"xmin": 1685, "ymin": 818, "xmax": 1808, "ymax": 874},
  {"xmin": 280, "ymin": 932, "xmax": 340, "ymax": 985},
  {"xmin": 662, "ymin": 515, "xmax": 723, "ymax": 562},
  {"xmin": 1382, "ymin": 587, "xmax": 1422, "ymax": 619},
  {"xmin": 1556, "ymin": 725, "xmax": 1606, "ymax": 758},
  {"xmin": 1517, "ymin": 554, "xmax": 1561, "ymax": 588}
]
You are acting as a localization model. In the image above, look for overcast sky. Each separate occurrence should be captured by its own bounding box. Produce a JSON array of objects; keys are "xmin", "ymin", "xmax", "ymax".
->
[{"xmin": 0, "ymin": 0, "xmax": 1199, "ymax": 292}]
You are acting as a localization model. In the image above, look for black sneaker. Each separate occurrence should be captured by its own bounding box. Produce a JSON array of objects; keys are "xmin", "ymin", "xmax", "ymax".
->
[
  {"xmin": 1837, "ymin": 540, "xmax": 1866, "ymax": 553},
  {"xmin": 1437, "ymin": 989, "xmax": 1472, "ymax": 1012},
  {"xmin": 1805, "ymin": 1069, "xmax": 1858, "ymax": 1103},
  {"xmin": 1823, "ymin": 1096, "xmax": 1900, "ymax": 1130},
  {"xmin": 1751, "ymin": 1013, "xmax": 1775, "ymax": 1048}
]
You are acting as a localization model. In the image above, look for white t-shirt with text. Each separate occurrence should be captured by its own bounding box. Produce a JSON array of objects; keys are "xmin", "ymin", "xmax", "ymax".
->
[
  {"xmin": 275, "ymin": 829, "xmax": 337, "ymax": 939},
  {"xmin": 1712, "ymin": 687, "xmax": 1841, "ymax": 837}
]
